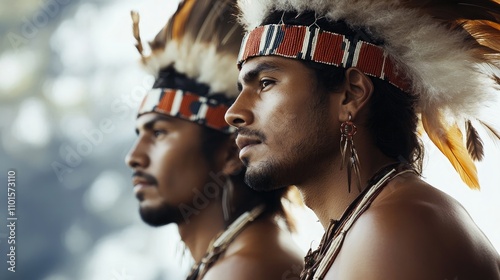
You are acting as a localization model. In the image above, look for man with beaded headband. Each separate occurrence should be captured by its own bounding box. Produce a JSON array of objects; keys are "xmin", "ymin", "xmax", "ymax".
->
[
  {"xmin": 226, "ymin": 0, "xmax": 500, "ymax": 279},
  {"xmin": 125, "ymin": 0, "xmax": 303, "ymax": 279}
]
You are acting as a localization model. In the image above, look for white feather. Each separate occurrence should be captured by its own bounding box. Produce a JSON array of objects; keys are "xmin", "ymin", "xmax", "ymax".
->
[{"xmin": 141, "ymin": 39, "xmax": 239, "ymax": 98}]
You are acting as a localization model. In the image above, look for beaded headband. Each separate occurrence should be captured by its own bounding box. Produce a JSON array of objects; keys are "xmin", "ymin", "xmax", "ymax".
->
[
  {"xmin": 138, "ymin": 88, "xmax": 234, "ymax": 133},
  {"xmin": 238, "ymin": 24, "xmax": 410, "ymax": 93}
]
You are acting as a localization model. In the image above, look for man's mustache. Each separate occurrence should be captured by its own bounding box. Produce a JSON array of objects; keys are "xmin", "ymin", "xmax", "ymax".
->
[
  {"xmin": 132, "ymin": 171, "xmax": 158, "ymax": 186},
  {"xmin": 237, "ymin": 127, "xmax": 267, "ymax": 143}
]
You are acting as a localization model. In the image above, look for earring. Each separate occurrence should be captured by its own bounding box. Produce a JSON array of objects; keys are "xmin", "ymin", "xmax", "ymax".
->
[
  {"xmin": 340, "ymin": 114, "xmax": 362, "ymax": 193},
  {"xmin": 222, "ymin": 177, "xmax": 234, "ymax": 222}
]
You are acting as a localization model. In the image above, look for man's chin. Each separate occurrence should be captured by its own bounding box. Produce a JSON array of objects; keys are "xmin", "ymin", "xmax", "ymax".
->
[
  {"xmin": 244, "ymin": 164, "xmax": 284, "ymax": 192},
  {"xmin": 138, "ymin": 204, "xmax": 183, "ymax": 227}
]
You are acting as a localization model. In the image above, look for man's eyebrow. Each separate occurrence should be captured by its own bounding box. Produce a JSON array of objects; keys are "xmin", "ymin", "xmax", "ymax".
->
[
  {"xmin": 237, "ymin": 62, "xmax": 281, "ymax": 91},
  {"xmin": 135, "ymin": 115, "xmax": 173, "ymax": 135}
]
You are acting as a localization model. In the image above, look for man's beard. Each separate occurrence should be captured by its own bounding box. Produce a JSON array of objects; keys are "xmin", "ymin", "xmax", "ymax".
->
[
  {"xmin": 139, "ymin": 203, "xmax": 184, "ymax": 227},
  {"xmin": 243, "ymin": 122, "xmax": 331, "ymax": 192},
  {"xmin": 244, "ymin": 158, "xmax": 282, "ymax": 191},
  {"xmin": 244, "ymin": 155, "xmax": 300, "ymax": 192}
]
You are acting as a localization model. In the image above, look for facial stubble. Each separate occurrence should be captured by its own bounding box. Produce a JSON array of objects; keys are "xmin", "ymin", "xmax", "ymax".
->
[{"xmin": 244, "ymin": 90, "xmax": 331, "ymax": 191}]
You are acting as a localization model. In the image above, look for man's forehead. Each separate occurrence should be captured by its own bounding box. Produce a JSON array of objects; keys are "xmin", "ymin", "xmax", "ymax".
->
[
  {"xmin": 135, "ymin": 113, "xmax": 174, "ymax": 126},
  {"xmin": 239, "ymin": 57, "xmax": 285, "ymax": 78}
]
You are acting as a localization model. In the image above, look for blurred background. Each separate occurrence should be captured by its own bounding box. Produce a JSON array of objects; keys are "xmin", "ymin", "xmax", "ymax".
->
[{"xmin": 0, "ymin": 0, "xmax": 499, "ymax": 279}]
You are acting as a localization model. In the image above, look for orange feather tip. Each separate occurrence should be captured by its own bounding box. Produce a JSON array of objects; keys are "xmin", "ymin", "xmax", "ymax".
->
[
  {"xmin": 171, "ymin": 0, "xmax": 197, "ymax": 40},
  {"xmin": 422, "ymin": 115, "xmax": 480, "ymax": 190}
]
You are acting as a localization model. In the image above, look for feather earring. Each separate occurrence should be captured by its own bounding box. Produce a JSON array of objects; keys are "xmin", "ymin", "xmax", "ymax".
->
[{"xmin": 340, "ymin": 114, "xmax": 362, "ymax": 193}]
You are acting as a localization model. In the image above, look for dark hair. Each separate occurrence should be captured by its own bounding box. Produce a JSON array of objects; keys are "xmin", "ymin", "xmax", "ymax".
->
[{"xmin": 262, "ymin": 10, "xmax": 423, "ymax": 172}]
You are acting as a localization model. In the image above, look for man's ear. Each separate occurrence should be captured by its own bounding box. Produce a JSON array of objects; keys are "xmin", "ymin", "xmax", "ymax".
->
[
  {"xmin": 338, "ymin": 67, "xmax": 373, "ymax": 121},
  {"xmin": 221, "ymin": 134, "xmax": 244, "ymax": 176}
]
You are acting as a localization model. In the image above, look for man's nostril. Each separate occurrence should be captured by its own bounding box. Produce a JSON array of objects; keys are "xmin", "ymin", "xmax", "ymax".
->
[{"xmin": 233, "ymin": 118, "xmax": 245, "ymax": 124}]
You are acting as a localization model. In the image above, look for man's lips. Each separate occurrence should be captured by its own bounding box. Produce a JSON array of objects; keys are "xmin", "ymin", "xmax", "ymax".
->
[
  {"xmin": 132, "ymin": 178, "xmax": 154, "ymax": 193},
  {"xmin": 131, "ymin": 173, "xmax": 157, "ymax": 192},
  {"xmin": 133, "ymin": 177, "xmax": 155, "ymax": 187},
  {"xmin": 236, "ymin": 135, "xmax": 262, "ymax": 150},
  {"xmin": 236, "ymin": 135, "xmax": 262, "ymax": 157}
]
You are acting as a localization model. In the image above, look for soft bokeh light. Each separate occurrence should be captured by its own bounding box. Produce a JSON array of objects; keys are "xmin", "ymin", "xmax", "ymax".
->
[
  {"xmin": 11, "ymin": 97, "xmax": 51, "ymax": 147},
  {"xmin": 84, "ymin": 171, "xmax": 125, "ymax": 213},
  {"xmin": 64, "ymin": 223, "xmax": 92, "ymax": 255},
  {"xmin": 0, "ymin": 50, "xmax": 39, "ymax": 94},
  {"xmin": 45, "ymin": 76, "xmax": 86, "ymax": 107}
]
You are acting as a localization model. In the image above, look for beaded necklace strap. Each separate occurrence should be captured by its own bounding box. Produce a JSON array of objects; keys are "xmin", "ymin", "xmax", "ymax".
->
[
  {"xmin": 186, "ymin": 204, "xmax": 266, "ymax": 280},
  {"xmin": 301, "ymin": 163, "xmax": 416, "ymax": 280}
]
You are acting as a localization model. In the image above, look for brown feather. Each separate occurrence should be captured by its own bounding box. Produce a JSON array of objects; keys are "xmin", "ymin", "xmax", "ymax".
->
[
  {"xmin": 463, "ymin": 21, "xmax": 500, "ymax": 53},
  {"xmin": 465, "ymin": 120, "xmax": 485, "ymax": 161},
  {"xmin": 147, "ymin": 0, "xmax": 242, "ymax": 53},
  {"xmin": 405, "ymin": 0, "xmax": 500, "ymax": 22},
  {"xmin": 422, "ymin": 114, "xmax": 480, "ymax": 189},
  {"xmin": 493, "ymin": 74, "xmax": 500, "ymax": 84},
  {"xmin": 130, "ymin": 11, "xmax": 145, "ymax": 62}
]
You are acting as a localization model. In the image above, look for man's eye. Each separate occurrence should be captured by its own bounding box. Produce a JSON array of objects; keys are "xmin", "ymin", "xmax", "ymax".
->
[
  {"xmin": 261, "ymin": 79, "xmax": 274, "ymax": 89},
  {"xmin": 153, "ymin": 130, "xmax": 167, "ymax": 137}
]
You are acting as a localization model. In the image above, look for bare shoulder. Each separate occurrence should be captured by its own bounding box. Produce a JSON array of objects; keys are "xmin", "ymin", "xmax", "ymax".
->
[
  {"xmin": 203, "ymin": 216, "xmax": 304, "ymax": 280},
  {"xmin": 329, "ymin": 174, "xmax": 500, "ymax": 280}
]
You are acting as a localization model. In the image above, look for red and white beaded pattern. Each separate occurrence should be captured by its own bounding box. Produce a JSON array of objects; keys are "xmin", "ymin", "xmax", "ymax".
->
[
  {"xmin": 238, "ymin": 24, "xmax": 410, "ymax": 93},
  {"xmin": 139, "ymin": 88, "xmax": 234, "ymax": 133}
]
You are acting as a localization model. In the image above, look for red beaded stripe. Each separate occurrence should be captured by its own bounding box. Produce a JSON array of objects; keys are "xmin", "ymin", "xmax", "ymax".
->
[
  {"xmin": 178, "ymin": 93, "xmax": 199, "ymax": 119},
  {"xmin": 138, "ymin": 88, "xmax": 233, "ymax": 133},
  {"xmin": 241, "ymin": 26, "xmax": 264, "ymax": 63},
  {"xmin": 238, "ymin": 24, "xmax": 410, "ymax": 93},
  {"xmin": 355, "ymin": 43, "xmax": 385, "ymax": 80},
  {"xmin": 275, "ymin": 25, "xmax": 307, "ymax": 59},
  {"xmin": 312, "ymin": 31, "xmax": 344, "ymax": 65},
  {"xmin": 157, "ymin": 88, "xmax": 177, "ymax": 112}
]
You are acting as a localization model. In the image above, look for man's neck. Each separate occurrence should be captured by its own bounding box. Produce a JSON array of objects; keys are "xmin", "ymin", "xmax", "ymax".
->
[
  {"xmin": 298, "ymin": 142, "xmax": 396, "ymax": 229},
  {"xmin": 177, "ymin": 201, "xmax": 225, "ymax": 262}
]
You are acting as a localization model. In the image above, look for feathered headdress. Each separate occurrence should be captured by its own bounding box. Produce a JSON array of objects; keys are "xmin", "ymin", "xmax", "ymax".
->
[
  {"xmin": 236, "ymin": 0, "xmax": 500, "ymax": 189},
  {"xmin": 131, "ymin": 0, "xmax": 243, "ymax": 133}
]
